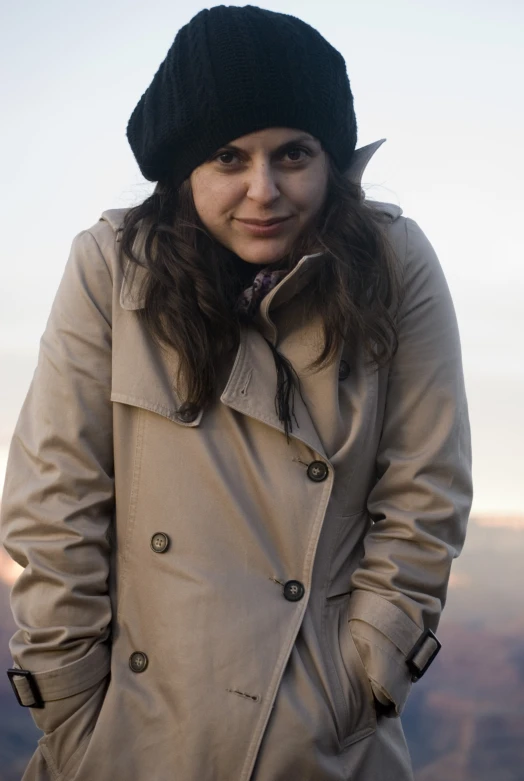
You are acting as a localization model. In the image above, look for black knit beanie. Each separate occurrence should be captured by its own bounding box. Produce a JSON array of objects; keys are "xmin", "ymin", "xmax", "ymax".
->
[{"xmin": 127, "ymin": 5, "xmax": 357, "ymax": 185}]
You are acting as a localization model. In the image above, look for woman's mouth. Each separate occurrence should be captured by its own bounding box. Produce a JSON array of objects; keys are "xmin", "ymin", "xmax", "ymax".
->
[{"xmin": 235, "ymin": 217, "xmax": 291, "ymax": 236}]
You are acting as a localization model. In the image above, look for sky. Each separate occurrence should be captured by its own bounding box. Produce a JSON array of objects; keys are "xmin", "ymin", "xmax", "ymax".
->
[{"xmin": 0, "ymin": 0, "xmax": 523, "ymax": 518}]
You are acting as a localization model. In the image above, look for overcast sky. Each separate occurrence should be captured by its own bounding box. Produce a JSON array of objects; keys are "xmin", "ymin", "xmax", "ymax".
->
[{"xmin": 0, "ymin": 0, "xmax": 522, "ymax": 517}]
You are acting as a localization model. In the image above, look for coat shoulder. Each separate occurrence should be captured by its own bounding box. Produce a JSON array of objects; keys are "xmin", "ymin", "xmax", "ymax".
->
[
  {"xmin": 75, "ymin": 208, "xmax": 131, "ymax": 282},
  {"xmin": 99, "ymin": 208, "xmax": 131, "ymax": 234},
  {"xmin": 84, "ymin": 208, "xmax": 131, "ymax": 248},
  {"xmin": 367, "ymin": 203, "xmax": 445, "ymax": 302},
  {"xmin": 365, "ymin": 199, "xmax": 403, "ymax": 222}
]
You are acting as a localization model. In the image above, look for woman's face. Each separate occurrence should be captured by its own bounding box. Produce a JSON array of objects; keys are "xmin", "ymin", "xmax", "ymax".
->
[{"xmin": 189, "ymin": 127, "xmax": 329, "ymax": 265}]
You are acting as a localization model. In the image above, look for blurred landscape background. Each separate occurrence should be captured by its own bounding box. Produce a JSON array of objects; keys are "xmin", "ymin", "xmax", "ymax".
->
[{"xmin": 1, "ymin": 0, "xmax": 523, "ymax": 778}]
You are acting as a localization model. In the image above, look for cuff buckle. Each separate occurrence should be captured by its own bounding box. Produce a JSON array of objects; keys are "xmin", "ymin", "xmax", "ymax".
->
[
  {"xmin": 406, "ymin": 628, "xmax": 441, "ymax": 682},
  {"xmin": 7, "ymin": 668, "xmax": 44, "ymax": 708}
]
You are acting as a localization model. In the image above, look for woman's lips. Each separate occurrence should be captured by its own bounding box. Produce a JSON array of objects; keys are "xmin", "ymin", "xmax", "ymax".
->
[{"xmin": 235, "ymin": 217, "xmax": 291, "ymax": 236}]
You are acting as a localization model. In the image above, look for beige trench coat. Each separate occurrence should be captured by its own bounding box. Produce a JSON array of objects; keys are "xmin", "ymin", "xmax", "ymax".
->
[{"xmin": 1, "ymin": 140, "xmax": 472, "ymax": 781}]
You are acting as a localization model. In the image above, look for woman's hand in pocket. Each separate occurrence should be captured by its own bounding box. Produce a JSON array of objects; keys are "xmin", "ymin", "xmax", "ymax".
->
[
  {"xmin": 372, "ymin": 692, "xmax": 396, "ymax": 718},
  {"xmin": 35, "ymin": 676, "xmax": 109, "ymax": 780},
  {"xmin": 349, "ymin": 618, "xmax": 413, "ymax": 717},
  {"xmin": 31, "ymin": 676, "xmax": 108, "ymax": 735}
]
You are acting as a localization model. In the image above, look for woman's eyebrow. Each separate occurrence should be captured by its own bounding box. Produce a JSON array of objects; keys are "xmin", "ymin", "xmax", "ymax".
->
[{"xmin": 219, "ymin": 134, "xmax": 319, "ymax": 154}]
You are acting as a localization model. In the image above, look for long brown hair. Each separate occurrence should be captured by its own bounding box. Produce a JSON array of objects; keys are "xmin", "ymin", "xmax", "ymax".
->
[{"xmin": 120, "ymin": 159, "xmax": 401, "ymax": 415}]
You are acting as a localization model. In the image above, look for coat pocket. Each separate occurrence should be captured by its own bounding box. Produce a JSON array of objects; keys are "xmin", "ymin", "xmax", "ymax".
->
[
  {"xmin": 324, "ymin": 595, "xmax": 377, "ymax": 750},
  {"xmin": 38, "ymin": 677, "xmax": 109, "ymax": 781}
]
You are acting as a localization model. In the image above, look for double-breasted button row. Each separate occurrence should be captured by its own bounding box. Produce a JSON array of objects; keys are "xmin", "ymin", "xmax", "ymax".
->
[
  {"xmin": 129, "ymin": 651, "xmax": 148, "ymax": 673},
  {"xmin": 283, "ymin": 580, "xmax": 305, "ymax": 602},
  {"xmin": 307, "ymin": 461, "xmax": 329, "ymax": 482},
  {"xmin": 150, "ymin": 532, "xmax": 170, "ymax": 553},
  {"xmin": 338, "ymin": 360, "xmax": 351, "ymax": 381}
]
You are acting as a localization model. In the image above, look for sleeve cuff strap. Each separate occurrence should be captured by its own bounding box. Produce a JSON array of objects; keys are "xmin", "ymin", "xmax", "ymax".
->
[
  {"xmin": 348, "ymin": 590, "xmax": 423, "ymax": 656},
  {"xmin": 7, "ymin": 642, "xmax": 110, "ymax": 706}
]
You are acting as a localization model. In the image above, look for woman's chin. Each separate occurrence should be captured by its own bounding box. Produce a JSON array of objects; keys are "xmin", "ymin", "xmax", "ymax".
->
[{"xmin": 232, "ymin": 240, "xmax": 290, "ymax": 266}]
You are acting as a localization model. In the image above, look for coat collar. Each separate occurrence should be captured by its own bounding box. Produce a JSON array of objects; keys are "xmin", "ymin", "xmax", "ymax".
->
[{"xmin": 109, "ymin": 138, "xmax": 393, "ymax": 312}]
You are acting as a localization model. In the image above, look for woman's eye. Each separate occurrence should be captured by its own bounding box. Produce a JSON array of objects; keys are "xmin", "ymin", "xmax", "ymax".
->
[
  {"xmin": 284, "ymin": 147, "xmax": 310, "ymax": 162},
  {"xmin": 215, "ymin": 151, "xmax": 238, "ymax": 165}
]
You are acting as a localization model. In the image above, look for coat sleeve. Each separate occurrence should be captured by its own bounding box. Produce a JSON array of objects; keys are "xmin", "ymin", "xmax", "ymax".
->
[
  {"xmin": 348, "ymin": 217, "xmax": 473, "ymax": 714},
  {"xmin": 0, "ymin": 228, "xmax": 114, "ymax": 736}
]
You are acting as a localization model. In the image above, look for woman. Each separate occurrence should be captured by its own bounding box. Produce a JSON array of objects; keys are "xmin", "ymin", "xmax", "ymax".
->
[{"xmin": 1, "ymin": 6, "xmax": 472, "ymax": 781}]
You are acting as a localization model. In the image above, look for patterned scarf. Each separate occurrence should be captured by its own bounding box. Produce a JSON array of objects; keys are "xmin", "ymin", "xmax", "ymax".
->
[
  {"xmin": 235, "ymin": 267, "xmax": 288, "ymax": 319},
  {"xmin": 235, "ymin": 267, "xmax": 300, "ymax": 441}
]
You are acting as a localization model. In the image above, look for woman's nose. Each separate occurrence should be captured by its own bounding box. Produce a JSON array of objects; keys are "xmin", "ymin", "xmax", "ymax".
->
[{"xmin": 245, "ymin": 164, "xmax": 280, "ymax": 205}]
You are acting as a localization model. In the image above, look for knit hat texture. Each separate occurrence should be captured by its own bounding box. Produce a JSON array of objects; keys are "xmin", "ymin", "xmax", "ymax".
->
[{"xmin": 127, "ymin": 5, "xmax": 357, "ymax": 185}]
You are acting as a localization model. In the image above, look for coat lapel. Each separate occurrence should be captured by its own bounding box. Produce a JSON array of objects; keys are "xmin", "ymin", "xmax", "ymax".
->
[{"xmin": 220, "ymin": 327, "xmax": 327, "ymax": 458}]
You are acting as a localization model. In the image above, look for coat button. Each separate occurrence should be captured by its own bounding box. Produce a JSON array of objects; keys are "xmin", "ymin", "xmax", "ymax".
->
[
  {"xmin": 150, "ymin": 532, "xmax": 170, "ymax": 553},
  {"xmin": 176, "ymin": 404, "xmax": 199, "ymax": 423},
  {"xmin": 307, "ymin": 461, "xmax": 329, "ymax": 482},
  {"xmin": 283, "ymin": 580, "xmax": 305, "ymax": 602},
  {"xmin": 338, "ymin": 360, "xmax": 351, "ymax": 381},
  {"xmin": 129, "ymin": 652, "xmax": 148, "ymax": 673}
]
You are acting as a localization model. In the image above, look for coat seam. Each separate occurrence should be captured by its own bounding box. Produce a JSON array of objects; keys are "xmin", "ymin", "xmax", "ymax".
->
[{"xmin": 116, "ymin": 408, "xmax": 146, "ymax": 607}]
